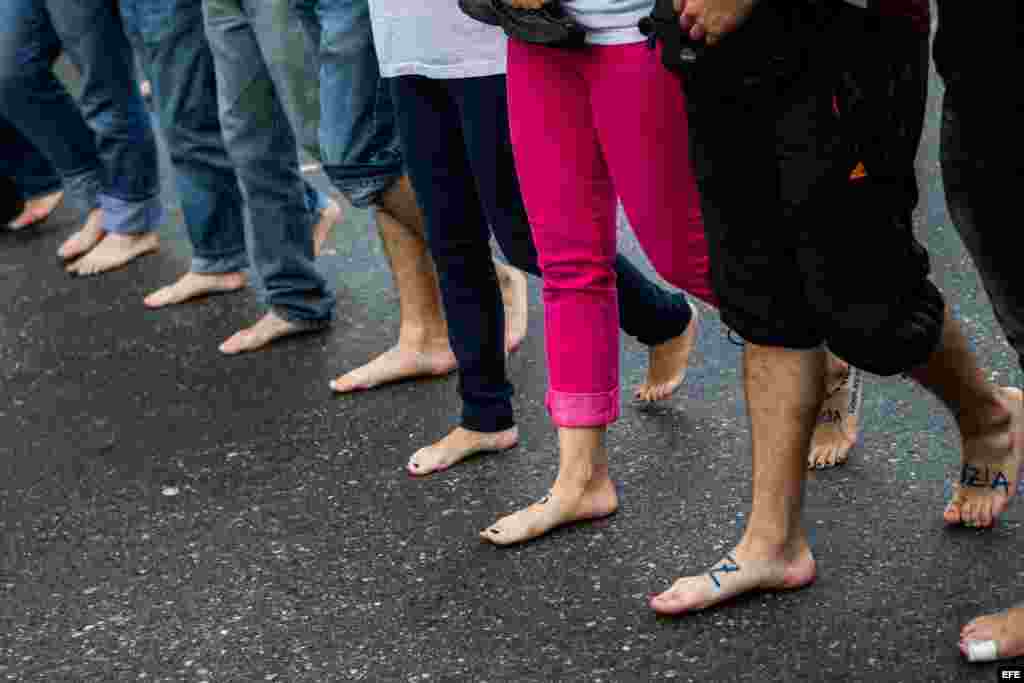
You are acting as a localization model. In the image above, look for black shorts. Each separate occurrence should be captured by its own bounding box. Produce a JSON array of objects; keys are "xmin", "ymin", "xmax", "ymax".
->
[{"xmin": 681, "ymin": 1, "xmax": 943, "ymax": 376}]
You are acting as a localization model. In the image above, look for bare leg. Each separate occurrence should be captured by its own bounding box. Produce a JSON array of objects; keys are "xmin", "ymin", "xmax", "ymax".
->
[
  {"xmin": 144, "ymin": 270, "xmax": 248, "ymax": 308},
  {"xmin": 907, "ymin": 308, "xmax": 1024, "ymax": 528},
  {"xmin": 808, "ymin": 352, "xmax": 863, "ymax": 469},
  {"xmin": 636, "ymin": 307, "xmax": 700, "ymax": 402},
  {"xmin": 57, "ymin": 208, "xmax": 105, "ymax": 261},
  {"xmin": 480, "ymin": 426, "xmax": 619, "ymax": 545},
  {"xmin": 330, "ymin": 176, "xmax": 456, "ymax": 392},
  {"xmin": 495, "ymin": 261, "xmax": 528, "ymax": 353},
  {"xmin": 313, "ymin": 197, "xmax": 343, "ymax": 257},
  {"xmin": 650, "ymin": 344, "xmax": 820, "ymax": 615},
  {"xmin": 6, "ymin": 190, "xmax": 63, "ymax": 230},
  {"xmin": 960, "ymin": 603, "xmax": 1024, "ymax": 662},
  {"xmin": 407, "ymin": 425, "xmax": 519, "ymax": 476}
]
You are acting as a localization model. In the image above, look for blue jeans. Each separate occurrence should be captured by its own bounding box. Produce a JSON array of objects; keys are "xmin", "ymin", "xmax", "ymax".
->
[
  {"xmin": 0, "ymin": 115, "xmax": 61, "ymax": 203},
  {"xmin": 119, "ymin": 0, "xmax": 248, "ymax": 274},
  {"xmin": 0, "ymin": 0, "xmax": 163, "ymax": 234},
  {"xmin": 290, "ymin": 0, "xmax": 404, "ymax": 208},
  {"xmin": 202, "ymin": 0, "xmax": 335, "ymax": 324}
]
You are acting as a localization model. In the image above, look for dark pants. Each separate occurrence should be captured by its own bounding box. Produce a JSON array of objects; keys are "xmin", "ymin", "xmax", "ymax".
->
[
  {"xmin": 390, "ymin": 73, "xmax": 692, "ymax": 433},
  {"xmin": 682, "ymin": 1, "xmax": 943, "ymax": 377},
  {"xmin": 1, "ymin": 175, "xmax": 23, "ymax": 225},
  {"xmin": 0, "ymin": 114, "xmax": 60, "ymax": 203},
  {"xmin": 935, "ymin": 0, "xmax": 1024, "ymax": 375}
]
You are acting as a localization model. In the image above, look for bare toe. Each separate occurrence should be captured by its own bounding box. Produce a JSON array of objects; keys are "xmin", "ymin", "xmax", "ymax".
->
[
  {"xmin": 637, "ymin": 308, "xmax": 699, "ymax": 403},
  {"xmin": 66, "ymin": 232, "xmax": 159, "ymax": 276}
]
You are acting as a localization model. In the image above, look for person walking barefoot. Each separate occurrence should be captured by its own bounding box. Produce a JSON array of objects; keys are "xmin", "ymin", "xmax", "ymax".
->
[
  {"xmin": 0, "ymin": 0, "xmax": 164, "ymax": 276},
  {"xmin": 648, "ymin": 0, "xmax": 1023, "ymax": 617}
]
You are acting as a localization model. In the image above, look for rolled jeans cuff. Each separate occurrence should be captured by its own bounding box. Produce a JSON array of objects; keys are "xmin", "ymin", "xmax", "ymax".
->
[
  {"xmin": 546, "ymin": 388, "xmax": 620, "ymax": 428},
  {"xmin": 99, "ymin": 193, "xmax": 165, "ymax": 235},
  {"xmin": 62, "ymin": 168, "xmax": 103, "ymax": 217},
  {"xmin": 21, "ymin": 181, "xmax": 64, "ymax": 202},
  {"xmin": 191, "ymin": 250, "xmax": 248, "ymax": 275},
  {"xmin": 269, "ymin": 305, "xmax": 334, "ymax": 330},
  {"xmin": 323, "ymin": 164, "xmax": 403, "ymax": 209}
]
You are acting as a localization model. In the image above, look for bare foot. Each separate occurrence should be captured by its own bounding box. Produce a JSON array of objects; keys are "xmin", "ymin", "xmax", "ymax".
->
[
  {"xmin": 480, "ymin": 467, "xmax": 619, "ymax": 546},
  {"xmin": 636, "ymin": 306, "xmax": 699, "ymax": 402},
  {"xmin": 219, "ymin": 311, "xmax": 320, "ymax": 355},
  {"xmin": 66, "ymin": 231, "xmax": 160, "ymax": 276},
  {"xmin": 6, "ymin": 190, "xmax": 63, "ymax": 230},
  {"xmin": 808, "ymin": 358, "xmax": 863, "ymax": 469},
  {"xmin": 944, "ymin": 387, "xmax": 1024, "ymax": 528},
  {"xmin": 314, "ymin": 198, "xmax": 342, "ymax": 257},
  {"xmin": 144, "ymin": 271, "xmax": 247, "ymax": 309},
  {"xmin": 329, "ymin": 343, "xmax": 457, "ymax": 393},
  {"xmin": 58, "ymin": 208, "xmax": 105, "ymax": 261},
  {"xmin": 649, "ymin": 540, "xmax": 816, "ymax": 615},
  {"xmin": 408, "ymin": 426, "xmax": 518, "ymax": 476},
  {"xmin": 495, "ymin": 262, "xmax": 528, "ymax": 354},
  {"xmin": 960, "ymin": 604, "xmax": 1024, "ymax": 662}
]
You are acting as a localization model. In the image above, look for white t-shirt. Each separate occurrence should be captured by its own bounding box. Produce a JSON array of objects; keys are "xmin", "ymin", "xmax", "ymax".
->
[
  {"xmin": 368, "ymin": 1, "xmax": 508, "ymax": 79},
  {"xmin": 564, "ymin": 0, "xmax": 652, "ymax": 45}
]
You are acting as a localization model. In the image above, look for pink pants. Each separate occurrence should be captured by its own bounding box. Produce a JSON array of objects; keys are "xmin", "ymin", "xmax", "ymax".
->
[{"xmin": 507, "ymin": 39, "xmax": 715, "ymax": 428}]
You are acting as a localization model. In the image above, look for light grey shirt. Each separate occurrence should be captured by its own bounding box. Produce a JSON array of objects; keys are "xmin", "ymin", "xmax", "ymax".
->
[
  {"xmin": 563, "ymin": 0, "xmax": 652, "ymax": 45},
  {"xmin": 368, "ymin": 1, "xmax": 508, "ymax": 79}
]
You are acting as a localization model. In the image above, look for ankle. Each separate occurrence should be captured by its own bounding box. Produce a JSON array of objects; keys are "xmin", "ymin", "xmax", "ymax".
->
[
  {"xmin": 737, "ymin": 527, "xmax": 807, "ymax": 559},
  {"xmin": 958, "ymin": 389, "xmax": 1013, "ymax": 437},
  {"xmin": 396, "ymin": 325, "xmax": 449, "ymax": 351}
]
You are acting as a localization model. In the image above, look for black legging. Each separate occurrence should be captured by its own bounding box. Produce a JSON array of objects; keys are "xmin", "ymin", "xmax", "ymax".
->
[{"xmin": 390, "ymin": 73, "xmax": 692, "ymax": 433}]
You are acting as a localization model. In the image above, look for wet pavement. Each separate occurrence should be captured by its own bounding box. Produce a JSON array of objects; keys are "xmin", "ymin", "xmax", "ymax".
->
[{"xmin": 1, "ymin": 33, "xmax": 1022, "ymax": 683}]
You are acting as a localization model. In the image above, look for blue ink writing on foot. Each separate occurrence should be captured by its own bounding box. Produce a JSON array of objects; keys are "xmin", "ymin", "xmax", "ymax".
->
[{"xmin": 708, "ymin": 554, "xmax": 740, "ymax": 592}]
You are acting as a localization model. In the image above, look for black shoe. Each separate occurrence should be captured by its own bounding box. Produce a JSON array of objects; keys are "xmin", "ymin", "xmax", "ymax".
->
[{"xmin": 460, "ymin": 0, "xmax": 586, "ymax": 48}]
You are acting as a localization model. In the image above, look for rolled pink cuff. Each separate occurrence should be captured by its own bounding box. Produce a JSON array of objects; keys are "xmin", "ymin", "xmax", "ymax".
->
[{"xmin": 546, "ymin": 388, "xmax": 620, "ymax": 427}]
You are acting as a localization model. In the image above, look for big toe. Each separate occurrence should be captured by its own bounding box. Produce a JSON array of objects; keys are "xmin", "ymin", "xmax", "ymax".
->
[
  {"xmin": 407, "ymin": 448, "xmax": 448, "ymax": 476},
  {"xmin": 330, "ymin": 373, "xmax": 368, "ymax": 393},
  {"xmin": 650, "ymin": 585, "xmax": 701, "ymax": 615},
  {"xmin": 219, "ymin": 332, "xmax": 249, "ymax": 355},
  {"xmin": 480, "ymin": 523, "xmax": 507, "ymax": 542}
]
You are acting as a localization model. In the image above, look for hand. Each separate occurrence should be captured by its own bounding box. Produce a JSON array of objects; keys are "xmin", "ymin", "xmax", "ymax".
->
[{"xmin": 673, "ymin": 0, "xmax": 758, "ymax": 46}]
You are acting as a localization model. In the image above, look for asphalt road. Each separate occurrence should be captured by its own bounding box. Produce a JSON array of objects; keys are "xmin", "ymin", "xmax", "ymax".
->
[{"xmin": 1, "ymin": 24, "xmax": 1021, "ymax": 683}]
